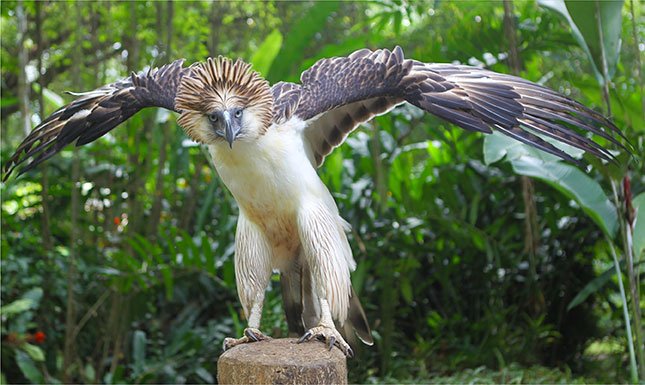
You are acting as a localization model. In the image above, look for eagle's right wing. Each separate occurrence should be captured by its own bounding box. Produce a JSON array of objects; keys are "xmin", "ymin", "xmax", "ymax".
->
[
  {"xmin": 3, "ymin": 59, "xmax": 187, "ymax": 180},
  {"xmin": 277, "ymin": 47, "xmax": 628, "ymax": 167}
]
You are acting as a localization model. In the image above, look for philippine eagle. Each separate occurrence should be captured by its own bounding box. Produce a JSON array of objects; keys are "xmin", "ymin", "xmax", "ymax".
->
[{"xmin": 4, "ymin": 46, "xmax": 627, "ymax": 357}]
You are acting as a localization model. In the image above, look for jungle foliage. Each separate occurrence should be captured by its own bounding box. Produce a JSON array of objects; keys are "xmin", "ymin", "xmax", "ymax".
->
[{"xmin": 1, "ymin": 1, "xmax": 643, "ymax": 384}]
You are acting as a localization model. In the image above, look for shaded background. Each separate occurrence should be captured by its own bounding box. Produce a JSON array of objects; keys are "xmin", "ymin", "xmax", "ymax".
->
[{"xmin": 1, "ymin": 1, "xmax": 643, "ymax": 383}]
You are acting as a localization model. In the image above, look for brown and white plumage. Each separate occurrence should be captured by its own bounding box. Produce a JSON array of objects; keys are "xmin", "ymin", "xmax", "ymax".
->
[
  {"xmin": 3, "ymin": 46, "xmax": 628, "ymax": 356},
  {"xmin": 288, "ymin": 47, "xmax": 625, "ymax": 166},
  {"xmin": 3, "ymin": 59, "xmax": 187, "ymax": 179}
]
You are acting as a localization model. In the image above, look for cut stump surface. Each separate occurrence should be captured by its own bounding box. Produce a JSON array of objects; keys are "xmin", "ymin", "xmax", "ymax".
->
[{"xmin": 217, "ymin": 338, "xmax": 347, "ymax": 384}]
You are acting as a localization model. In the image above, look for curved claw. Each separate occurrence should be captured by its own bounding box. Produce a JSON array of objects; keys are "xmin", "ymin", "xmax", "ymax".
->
[
  {"xmin": 297, "ymin": 325, "xmax": 354, "ymax": 358},
  {"xmin": 245, "ymin": 328, "xmax": 269, "ymax": 342},
  {"xmin": 223, "ymin": 328, "xmax": 270, "ymax": 351},
  {"xmin": 327, "ymin": 336, "xmax": 336, "ymax": 351},
  {"xmin": 297, "ymin": 330, "xmax": 313, "ymax": 344}
]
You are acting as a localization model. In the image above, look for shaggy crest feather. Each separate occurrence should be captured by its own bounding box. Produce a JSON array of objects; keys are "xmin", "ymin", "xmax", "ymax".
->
[{"xmin": 175, "ymin": 57, "xmax": 273, "ymax": 137}]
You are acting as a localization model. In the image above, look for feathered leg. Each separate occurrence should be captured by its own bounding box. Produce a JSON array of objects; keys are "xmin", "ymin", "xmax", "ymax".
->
[
  {"xmin": 223, "ymin": 213, "xmax": 272, "ymax": 351},
  {"xmin": 296, "ymin": 202, "xmax": 356, "ymax": 357}
]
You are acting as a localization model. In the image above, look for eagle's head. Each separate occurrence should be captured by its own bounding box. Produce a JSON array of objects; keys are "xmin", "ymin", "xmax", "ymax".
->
[{"xmin": 175, "ymin": 57, "xmax": 273, "ymax": 147}]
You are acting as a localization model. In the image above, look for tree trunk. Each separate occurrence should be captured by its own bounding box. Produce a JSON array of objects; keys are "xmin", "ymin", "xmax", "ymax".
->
[
  {"xmin": 503, "ymin": 0, "xmax": 543, "ymax": 315},
  {"xmin": 35, "ymin": 2, "xmax": 56, "ymax": 379},
  {"xmin": 35, "ymin": 1, "xmax": 53, "ymax": 253},
  {"xmin": 148, "ymin": 0, "xmax": 174, "ymax": 239},
  {"xmin": 16, "ymin": 0, "xmax": 30, "ymax": 137},
  {"xmin": 63, "ymin": 2, "xmax": 83, "ymax": 381}
]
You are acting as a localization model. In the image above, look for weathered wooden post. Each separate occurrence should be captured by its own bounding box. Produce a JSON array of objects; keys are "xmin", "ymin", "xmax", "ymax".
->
[{"xmin": 217, "ymin": 338, "xmax": 347, "ymax": 384}]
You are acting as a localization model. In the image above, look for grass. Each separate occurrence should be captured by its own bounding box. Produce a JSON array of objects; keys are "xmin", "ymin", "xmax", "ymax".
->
[{"xmin": 368, "ymin": 364, "xmax": 600, "ymax": 384}]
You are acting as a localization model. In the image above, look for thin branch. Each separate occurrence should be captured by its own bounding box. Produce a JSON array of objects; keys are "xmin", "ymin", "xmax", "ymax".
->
[{"xmin": 70, "ymin": 290, "xmax": 111, "ymax": 342}]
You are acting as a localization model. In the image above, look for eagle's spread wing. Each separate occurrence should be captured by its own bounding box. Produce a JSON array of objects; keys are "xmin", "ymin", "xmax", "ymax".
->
[
  {"xmin": 3, "ymin": 59, "xmax": 187, "ymax": 180},
  {"xmin": 278, "ymin": 46, "xmax": 626, "ymax": 167}
]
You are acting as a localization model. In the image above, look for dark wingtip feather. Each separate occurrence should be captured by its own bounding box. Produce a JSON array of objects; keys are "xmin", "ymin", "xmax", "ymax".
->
[
  {"xmin": 405, "ymin": 64, "xmax": 631, "ymax": 166},
  {"xmin": 4, "ymin": 60, "xmax": 187, "ymax": 181}
]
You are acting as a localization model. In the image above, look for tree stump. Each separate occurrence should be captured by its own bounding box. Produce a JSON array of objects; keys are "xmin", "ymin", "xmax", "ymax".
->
[{"xmin": 217, "ymin": 338, "xmax": 347, "ymax": 385}]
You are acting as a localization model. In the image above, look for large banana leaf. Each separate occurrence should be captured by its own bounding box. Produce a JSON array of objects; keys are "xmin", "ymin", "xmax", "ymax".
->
[
  {"xmin": 539, "ymin": 0, "xmax": 624, "ymax": 84},
  {"xmin": 484, "ymin": 132, "xmax": 617, "ymax": 237}
]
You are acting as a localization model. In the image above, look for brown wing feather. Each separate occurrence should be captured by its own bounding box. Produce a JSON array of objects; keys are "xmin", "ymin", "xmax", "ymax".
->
[
  {"xmin": 288, "ymin": 47, "xmax": 409, "ymax": 165},
  {"xmin": 3, "ymin": 59, "xmax": 187, "ymax": 180},
  {"xmin": 409, "ymin": 62, "xmax": 627, "ymax": 164},
  {"xmin": 284, "ymin": 46, "xmax": 627, "ymax": 167},
  {"xmin": 271, "ymin": 81, "xmax": 302, "ymax": 125}
]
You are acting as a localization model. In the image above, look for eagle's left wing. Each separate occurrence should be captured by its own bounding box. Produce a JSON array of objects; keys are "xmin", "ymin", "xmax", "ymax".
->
[
  {"xmin": 278, "ymin": 46, "xmax": 627, "ymax": 167},
  {"xmin": 3, "ymin": 59, "xmax": 187, "ymax": 180}
]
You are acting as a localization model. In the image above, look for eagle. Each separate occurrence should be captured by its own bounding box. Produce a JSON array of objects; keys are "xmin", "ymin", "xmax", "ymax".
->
[{"xmin": 3, "ymin": 46, "xmax": 626, "ymax": 357}]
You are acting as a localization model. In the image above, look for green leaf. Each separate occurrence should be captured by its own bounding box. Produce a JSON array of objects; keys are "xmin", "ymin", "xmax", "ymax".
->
[
  {"xmin": 15, "ymin": 350, "xmax": 43, "ymax": 384},
  {"xmin": 0, "ymin": 299, "xmax": 35, "ymax": 317},
  {"xmin": 0, "ymin": 96, "xmax": 18, "ymax": 108},
  {"xmin": 484, "ymin": 132, "xmax": 617, "ymax": 236},
  {"xmin": 84, "ymin": 362, "xmax": 96, "ymax": 383},
  {"xmin": 483, "ymin": 133, "xmax": 512, "ymax": 165},
  {"xmin": 566, "ymin": 0, "xmax": 623, "ymax": 81},
  {"xmin": 633, "ymin": 193, "xmax": 645, "ymax": 258},
  {"xmin": 22, "ymin": 288, "xmax": 44, "ymax": 303},
  {"xmin": 161, "ymin": 266, "xmax": 173, "ymax": 300},
  {"xmin": 483, "ymin": 131, "xmax": 583, "ymax": 165},
  {"xmin": 567, "ymin": 265, "xmax": 615, "ymax": 310},
  {"xmin": 31, "ymin": 83, "xmax": 65, "ymax": 111},
  {"xmin": 298, "ymin": 36, "xmax": 369, "ymax": 70},
  {"xmin": 510, "ymin": 156, "xmax": 617, "ymax": 237},
  {"xmin": 539, "ymin": 0, "xmax": 623, "ymax": 84},
  {"xmin": 401, "ymin": 278, "xmax": 413, "ymax": 304},
  {"xmin": 0, "ymin": 288, "xmax": 43, "ymax": 317},
  {"xmin": 267, "ymin": 1, "xmax": 340, "ymax": 82},
  {"xmin": 202, "ymin": 233, "xmax": 216, "ymax": 276},
  {"xmin": 43, "ymin": 87, "xmax": 65, "ymax": 110},
  {"xmin": 132, "ymin": 330, "xmax": 146, "ymax": 375},
  {"xmin": 250, "ymin": 29, "xmax": 283, "ymax": 76},
  {"xmin": 195, "ymin": 367, "xmax": 214, "ymax": 384},
  {"xmin": 21, "ymin": 343, "xmax": 45, "ymax": 362}
]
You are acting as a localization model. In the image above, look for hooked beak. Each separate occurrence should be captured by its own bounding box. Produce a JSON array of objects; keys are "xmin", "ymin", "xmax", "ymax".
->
[{"xmin": 223, "ymin": 111, "xmax": 235, "ymax": 148}]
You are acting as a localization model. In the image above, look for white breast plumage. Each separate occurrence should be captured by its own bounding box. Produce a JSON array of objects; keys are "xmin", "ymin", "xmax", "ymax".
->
[{"xmin": 209, "ymin": 118, "xmax": 320, "ymax": 263}]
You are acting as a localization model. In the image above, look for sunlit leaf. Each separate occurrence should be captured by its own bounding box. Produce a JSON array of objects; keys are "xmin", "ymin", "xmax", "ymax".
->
[
  {"xmin": 250, "ymin": 29, "xmax": 283, "ymax": 76},
  {"xmin": 0, "ymin": 288, "xmax": 42, "ymax": 317},
  {"xmin": 132, "ymin": 330, "xmax": 146, "ymax": 375},
  {"xmin": 0, "ymin": 299, "xmax": 34, "ymax": 317},
  {"xmin": 21, "ymin": 343, "xmax": 45, "ymax": 362},
  {"xmin": 43, "ymin": 88, "xmax": 65, "ymax": 110},
  {"xmin": 267, "ymin": 1, "xmax": 339, "ymax": 82},
  {"xmin": 84, "ymin": 363, "xmax": 96, "ymax": 383},
  {"xmin": 0, "ymin": 96, "xmax": 18, "ymax": 108}
]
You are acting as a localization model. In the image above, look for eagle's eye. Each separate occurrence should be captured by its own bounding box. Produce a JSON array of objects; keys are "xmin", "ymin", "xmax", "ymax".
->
[
  {"xmin": 234, "ymin": 109, "xmax": 243, "ymax": 118},
  {"xmin": 208, "ymin": 113, "xmax": 219, "ymax": 123}
]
